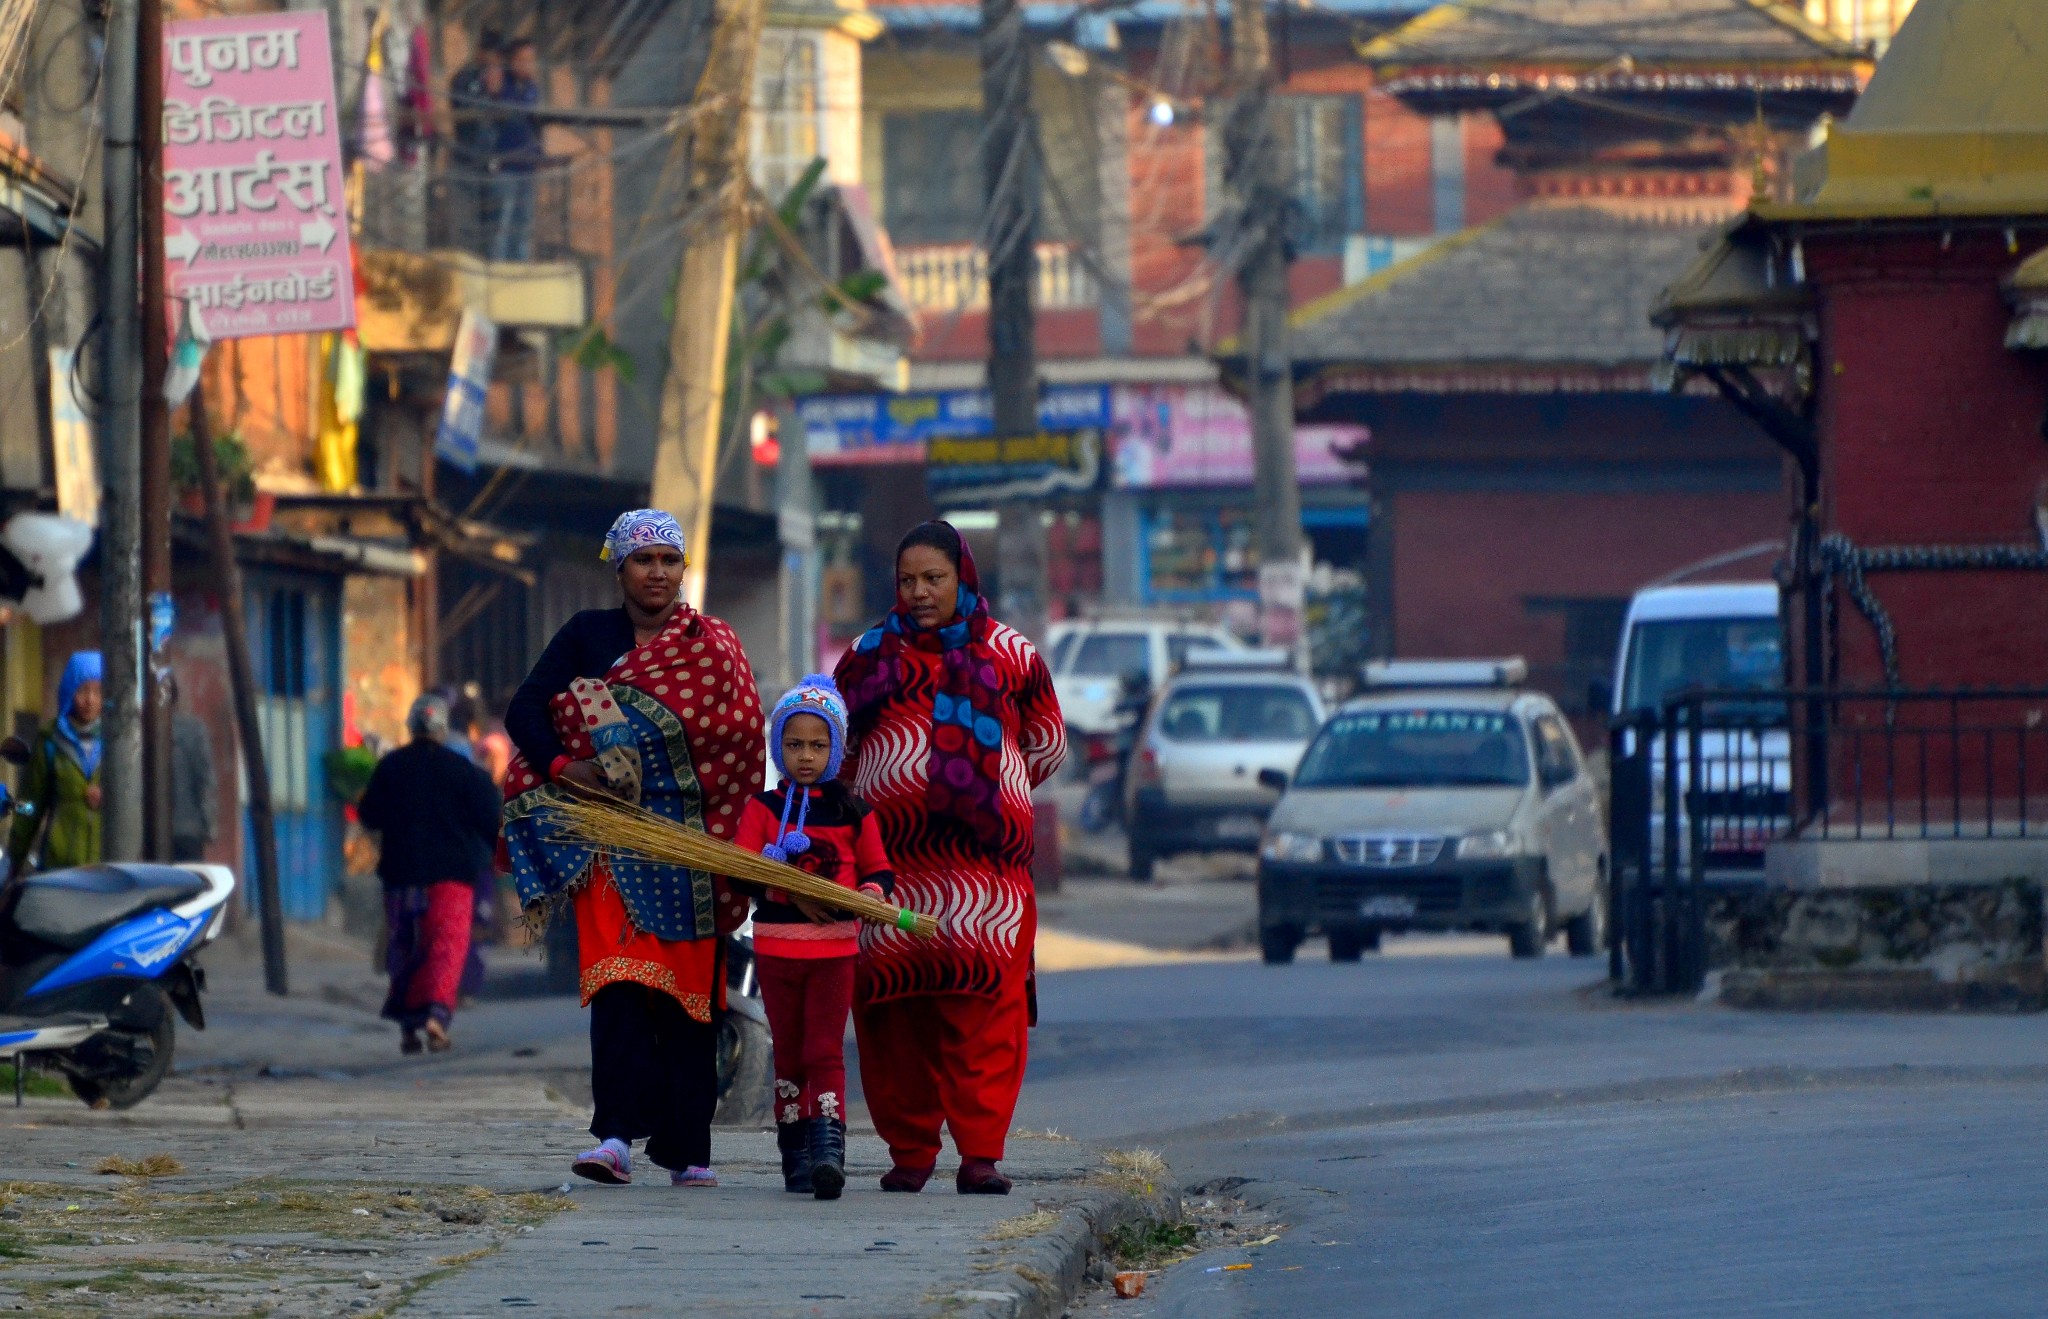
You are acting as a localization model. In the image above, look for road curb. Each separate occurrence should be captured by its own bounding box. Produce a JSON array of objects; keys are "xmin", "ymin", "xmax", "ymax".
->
[{"xmin": 942, "ymin": 1183, "xmax": 1182, "ymax": 1319}]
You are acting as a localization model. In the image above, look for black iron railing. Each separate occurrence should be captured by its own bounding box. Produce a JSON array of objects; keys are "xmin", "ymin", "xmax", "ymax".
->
[{"xmin": 1606, "ymin": 688, "xmax": 2048, "ymax": 994}]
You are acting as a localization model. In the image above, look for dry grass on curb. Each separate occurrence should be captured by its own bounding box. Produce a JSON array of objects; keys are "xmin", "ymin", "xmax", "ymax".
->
[
  {"xmin": 984, "ymin": 1209, "xmax": 1060, "ymax": 1242},
  {"xmin": 1009, "ymin": 1126, "xmax": 1076, "ymax": 1142},
  {"xmin": 93, "ymin": 1153, "xmax": 184, "ymax": 1179},
  {"xmin": 1095, "ymin": 1148, "xmax": 1171, "ymax": 1195}
]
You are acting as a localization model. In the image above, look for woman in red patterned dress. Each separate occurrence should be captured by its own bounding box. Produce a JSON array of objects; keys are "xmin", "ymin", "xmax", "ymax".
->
[{"xmin": 836, "ymin": 521, "xmax": 1066, "ymax": 1194}]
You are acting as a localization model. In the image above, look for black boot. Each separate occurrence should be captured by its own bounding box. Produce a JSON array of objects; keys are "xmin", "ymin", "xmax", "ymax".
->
[
  {"xmin": 777, "ymin": 1121, "xmax": 813, "ymax": 1194},
  {"xmin": 808, "ymin": 1116, "xmax": 846, "ymax": 1201}
]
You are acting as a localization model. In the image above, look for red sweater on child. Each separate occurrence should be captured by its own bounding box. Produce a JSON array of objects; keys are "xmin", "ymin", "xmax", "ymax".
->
[{"xmin": 733, "ymin": 781, "xmax": 895, "ymax": 959}]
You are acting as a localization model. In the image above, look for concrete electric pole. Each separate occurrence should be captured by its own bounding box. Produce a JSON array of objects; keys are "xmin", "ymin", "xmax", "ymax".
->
[
  {"xmin": 97, "ymin": 0, "xmax": 144, "ymax": 862},
  {"xmin": 980, "ymin": 0, "xmax": 1048, "ymax": 646},
  {"xmin": 651, "ymin": 0, "xmax": 765, "ymax": 609},
  {"xmin": 140, "ymin": 0, "xmax": 173, "ymax": 859},
  {"xmin": 1224, "ymin": 0, "xmax": 1306, "ymax": 651}
]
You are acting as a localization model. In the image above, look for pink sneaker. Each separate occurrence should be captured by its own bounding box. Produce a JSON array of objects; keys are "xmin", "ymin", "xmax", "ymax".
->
[
  {"xmin": 671, "ymin": 1165, "xmax": 718, "ymax": 1188},
  {"xmin": 571, "ymin": 1140, "xmax": 631, "ymax": 1185}
]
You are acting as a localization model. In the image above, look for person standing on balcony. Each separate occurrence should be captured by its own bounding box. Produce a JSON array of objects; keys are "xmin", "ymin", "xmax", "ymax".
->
[
  {"xmin": 448, "ymin": 31, "xmax": 504, "ymax": 256},
  {"xmin": 491, "ymin": 39, "xmax": 543, "ymax": 262}
]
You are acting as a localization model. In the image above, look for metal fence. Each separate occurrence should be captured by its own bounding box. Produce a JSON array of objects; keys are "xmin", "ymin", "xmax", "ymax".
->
[{"xmin": 1606, "ymin": 688, "xmax": 2048, "ymax": 994}]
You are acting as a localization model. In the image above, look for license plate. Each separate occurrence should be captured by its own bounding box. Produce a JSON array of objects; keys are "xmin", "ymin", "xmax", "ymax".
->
[
  {"xmin": 1359, "ymin": 896, "xmax": 1418, "ymax": 920},
  {"xmin": 1216, "ymin": 815, "xmax": 1263, "ymax": 840}
]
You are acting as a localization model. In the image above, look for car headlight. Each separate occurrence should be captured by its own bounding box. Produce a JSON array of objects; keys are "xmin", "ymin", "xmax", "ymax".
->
[
  {"xmin": 1260, "ymin": 830, "xmax": 1323, "ymax": 863},
  {"xmin": 1457, "ymin": 829, "xmax": 1523, "ymax": 860}
]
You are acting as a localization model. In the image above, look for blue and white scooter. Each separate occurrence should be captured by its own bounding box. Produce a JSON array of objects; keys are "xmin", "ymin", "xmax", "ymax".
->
[{"xmin": 0, "ymin": 779, "xmax": 234, "ymax": 1109}]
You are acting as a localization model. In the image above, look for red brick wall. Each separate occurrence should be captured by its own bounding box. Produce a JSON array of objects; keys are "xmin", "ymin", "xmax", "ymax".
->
[
  {"xmin": 1462, "ymin": 113, "xmax": 1519, "ymax": 227},
  {"xmin": 1811, "ymin": 229, "xmax": 2048, "ymax": 690},
  {"xmin": 1363, "ymin": 87, "xmax": 1432, "ymax": 237},
  {"xmin": 1391, "ymin": 487, "xmax": 1788, "ymax": 691}
]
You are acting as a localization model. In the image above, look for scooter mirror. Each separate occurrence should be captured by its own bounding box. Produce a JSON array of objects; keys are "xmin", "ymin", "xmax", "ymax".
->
[{"xmin": 0, "ymin": 735, "xmax": 27, "ymax": 766}]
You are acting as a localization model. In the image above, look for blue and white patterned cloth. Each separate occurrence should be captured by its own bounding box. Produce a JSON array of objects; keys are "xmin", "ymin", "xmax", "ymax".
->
[{"xmin": 600, "ymin": 508, "xmax": 687, "ymax": 569}]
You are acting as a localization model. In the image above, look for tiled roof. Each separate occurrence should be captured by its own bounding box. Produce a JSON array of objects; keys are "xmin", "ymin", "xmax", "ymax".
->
[
  {"xmin": 1361, "ymin": 0, "xmax": 1862, "ymax": 67},
  {"xmin": 1292, "ymin": 203, "xmax": 1719, "ymax": 369}
]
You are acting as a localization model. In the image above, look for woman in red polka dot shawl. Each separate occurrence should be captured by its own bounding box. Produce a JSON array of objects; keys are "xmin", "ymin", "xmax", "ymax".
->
[{"xmin": 501, "ymin": 509, "xmax": 764, "ymax": 1189}]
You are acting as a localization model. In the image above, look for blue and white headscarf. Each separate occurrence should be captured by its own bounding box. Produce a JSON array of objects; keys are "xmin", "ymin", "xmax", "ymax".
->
[
  {"xmin": 600, "ymin": 509, "xmax": 687, "ymax": 570},
  {"xmin": 55, "ymin": 650, "xmax": 102, "ymax": 779}
]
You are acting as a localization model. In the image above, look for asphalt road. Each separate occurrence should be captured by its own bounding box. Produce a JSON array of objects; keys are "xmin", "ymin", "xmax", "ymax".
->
[{"xmin": 1023, "ymin": 943, "xmax": 2048, "ymax": 1318}]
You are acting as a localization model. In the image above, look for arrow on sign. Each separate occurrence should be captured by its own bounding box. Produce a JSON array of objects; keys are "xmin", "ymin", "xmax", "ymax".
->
[
  {"xmin": 300, "ymin": 216, "xmax": 337, "ymax": 252},
  {"xmin": 165, "ymin": 230, "xmax": 199, "ymax": 266}
]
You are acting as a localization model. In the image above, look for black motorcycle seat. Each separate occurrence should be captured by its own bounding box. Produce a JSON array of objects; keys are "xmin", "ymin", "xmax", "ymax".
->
[{"xmin": 7, "ymin": 865, "xmax": 212, "ymax": 952}]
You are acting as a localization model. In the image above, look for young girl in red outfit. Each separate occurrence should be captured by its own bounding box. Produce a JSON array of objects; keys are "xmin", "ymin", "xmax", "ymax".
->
[{"xmin": 734, "ymin": 674, "xmax": 893, "ymax": 1201}]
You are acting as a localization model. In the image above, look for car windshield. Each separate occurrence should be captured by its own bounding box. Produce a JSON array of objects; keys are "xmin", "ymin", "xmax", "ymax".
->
[
  {"xmin": 1294, "ymin": 709, "xmax": 1530, "ymax": 788},
  {"xmin": 1072, "ymin": 633, "xmax": 1148, "ymax": 680},
  {"xmin": 1157, "ymin": 684, "xmax": 1317, "ymax": 742},
  {"xmin": 1622, "ymin": 616, "xmax": 1782, "ymax": 714}
]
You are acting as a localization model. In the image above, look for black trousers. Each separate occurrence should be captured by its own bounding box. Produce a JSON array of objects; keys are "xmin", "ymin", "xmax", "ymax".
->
[{"xmin": 588, "ymin": 982, "xmax": 718, "ymax": 1171}]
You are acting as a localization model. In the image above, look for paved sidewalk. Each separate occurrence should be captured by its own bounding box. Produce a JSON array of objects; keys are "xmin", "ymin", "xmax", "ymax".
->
[{"xmin": 0, "ymin": 926, "xmax": 1143, "ymax": 1318}]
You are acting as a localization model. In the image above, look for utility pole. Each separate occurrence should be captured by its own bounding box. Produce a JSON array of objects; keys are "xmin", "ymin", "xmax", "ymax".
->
[
  {"xmin": 775, "ymin": 399, "xmax": 815, "ymax": 691},
  {"xmin": 650, "ymin": 0, "xmax": 764, "ymax": 609},
  {"xmin": 981, "ymin": 0, "xmax": 1046, "ymax": 646},
  {"xmin": 97, "ymin": 0, "xmax": 145, "ymax": 862},
  {"xmin": 191, "ymin": 389, "xmax": 288, "ymax": 996},
  {"xmin": 1224, "ymin": 0, "xmax": 1305, "ymax": 652},
  {"xmin": 139, "ymin": 0, "xmax": 172, "ymax": 859}
]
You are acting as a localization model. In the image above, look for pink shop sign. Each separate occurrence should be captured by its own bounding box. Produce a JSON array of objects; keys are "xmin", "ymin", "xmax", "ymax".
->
[
  {"xmin": 163, "ymin": 12, "xmax": 356, "ymax": 340},
  {"xmin": 1110, "ymin": 385, "xmax": 1366, "ymax": 490}
]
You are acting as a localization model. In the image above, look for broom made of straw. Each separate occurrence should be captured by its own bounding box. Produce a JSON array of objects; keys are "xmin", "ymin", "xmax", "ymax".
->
[{"xmin": 544, "ymin": 793, "xmax": 940, "ymax": 939}]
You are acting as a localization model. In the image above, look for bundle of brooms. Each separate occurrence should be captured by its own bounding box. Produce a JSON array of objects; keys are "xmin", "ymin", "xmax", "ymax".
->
[{"xmin": 545, "ymin": 793, "xmax": 940, "ymax": 938}]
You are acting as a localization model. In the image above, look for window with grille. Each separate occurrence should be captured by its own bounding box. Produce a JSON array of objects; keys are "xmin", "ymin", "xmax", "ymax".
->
[{"xmin": 1205, "ymin": 94, "xmax": 1363, "ymax": 255}]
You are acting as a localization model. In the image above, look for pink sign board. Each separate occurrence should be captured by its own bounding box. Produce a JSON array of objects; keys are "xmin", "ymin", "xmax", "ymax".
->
[
  {"xmin": 163, "ymin": 12, "xmax": 355, "ymax": 340},
  {"xmin": 1111, "ymin": 384, "xmax": 1367, "ymax": 489}
]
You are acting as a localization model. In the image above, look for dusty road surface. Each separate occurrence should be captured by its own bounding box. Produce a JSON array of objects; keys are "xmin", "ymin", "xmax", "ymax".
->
[{"xmin": 7, "ymin": 881, "xmax": 2047, "ymax": 1317}]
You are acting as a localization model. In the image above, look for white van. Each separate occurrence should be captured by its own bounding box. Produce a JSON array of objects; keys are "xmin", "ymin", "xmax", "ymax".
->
[
  {"xmin": 1609, "ymin": 583, "xmax": 1783, "ymax": 718},
  {"xmin": 1608, "ymin": 582, "xmax": 1786, "ymax": 865}
]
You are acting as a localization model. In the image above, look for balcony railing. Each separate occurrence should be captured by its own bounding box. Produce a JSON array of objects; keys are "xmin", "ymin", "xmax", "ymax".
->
[{"xmin": 893, "ymin": 241, "xmax": 1097, "ymax": 313}]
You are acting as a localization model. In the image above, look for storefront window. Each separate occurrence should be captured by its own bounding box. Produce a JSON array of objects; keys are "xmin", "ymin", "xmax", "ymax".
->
[{"xmin": 1141, "ymin": 508, "xmax": 1257, "ymax": 602}]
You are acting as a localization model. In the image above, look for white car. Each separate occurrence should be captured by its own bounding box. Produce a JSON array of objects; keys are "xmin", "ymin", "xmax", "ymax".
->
[
  {"xmin": 1257, "ymin": 660, "xmax": 1607, "ymax": 963},
  {"xmin": 1046, "ymin": 618, "xmax": 1244, "ymax": 738},
  {"xmin": 1123, "ymin": 652, "xmax": 1324, "ymax": 880}
]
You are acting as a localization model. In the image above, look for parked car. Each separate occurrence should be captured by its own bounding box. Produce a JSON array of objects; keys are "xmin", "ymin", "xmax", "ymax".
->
[
  {"xmin": 1046, "ymin": 618, "xmax": 1244, "ymax": 739},
  {"xmin": 1256, "ymin": 659, "xmax": 1606, "ymax": 963},
  {"xmin": 1123, "ymin": 651, "xmax": 1323, "ymax": 880}
]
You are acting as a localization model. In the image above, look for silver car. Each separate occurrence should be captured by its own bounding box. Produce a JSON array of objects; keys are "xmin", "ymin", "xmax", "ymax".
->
[
  {"xmin": 1123, "ymin": 655, "xmax": 1324, "ymax": 880},
  {"xmin": 1255, "ymin": 670, "xmax": 1606, "ymax": 963}
]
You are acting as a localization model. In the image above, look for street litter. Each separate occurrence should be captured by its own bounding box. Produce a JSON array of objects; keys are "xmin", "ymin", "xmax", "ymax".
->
[
  {"xmin": 1248, "ymin": 1234, "xmax": 1281, "ymax": 1247},
  {"xmin": 1203, "ymin": 1263, "xmax": 1254, "ymax": 1273},
  {"xmin": 1112, "ymin": 1270, "xmax": 1146, "ymax": 1298}
]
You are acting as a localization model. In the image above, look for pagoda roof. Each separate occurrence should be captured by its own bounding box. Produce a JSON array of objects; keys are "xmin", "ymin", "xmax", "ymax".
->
[
  {"xmin": 1288, "ymin": 201, "xmax": 1724, "ymax": 394},
  {"xmin": 1762, "ymin": 0, "xmax": 2048, "ymax": 221},
  {"xmin": 1360, "ymin": 0, "xmax": 1864, "ymax": 73}
]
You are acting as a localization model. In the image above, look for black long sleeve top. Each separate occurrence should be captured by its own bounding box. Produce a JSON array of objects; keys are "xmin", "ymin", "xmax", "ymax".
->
[
  {"xmin": 356, "ymin": 738, "xmax": 501, "ymax": 888},
  {"xmin": 504, "ymin": 607, "xmax": 637, "ymax": 776}
]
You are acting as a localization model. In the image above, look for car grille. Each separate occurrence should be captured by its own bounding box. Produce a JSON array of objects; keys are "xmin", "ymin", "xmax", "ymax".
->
[{"xmin": 1331, "ymin": 834, "xmax": 1446, "ymax": 868}]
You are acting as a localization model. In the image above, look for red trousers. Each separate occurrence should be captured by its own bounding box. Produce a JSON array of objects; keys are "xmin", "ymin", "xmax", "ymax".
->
[
  {"xmin": 381, "ymin": 880, "xmax": 474, "ymax": 1032},
  {"xmin": 853, "ymin": 985, "xmax": 1029, "ymax": 1168},
  {"xmin": 756, "ymin": 954, "xmax": 855, "ymax": 1123}
]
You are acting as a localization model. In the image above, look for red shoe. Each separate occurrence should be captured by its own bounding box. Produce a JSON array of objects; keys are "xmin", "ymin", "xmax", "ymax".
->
[
  {"xmin": 880, "ymin": 1163, "xmax": 935, "ymax": 1193},
  {"xmin": 956, "ymin": 1159, "xmax": 1012, "ymax": 1195}
]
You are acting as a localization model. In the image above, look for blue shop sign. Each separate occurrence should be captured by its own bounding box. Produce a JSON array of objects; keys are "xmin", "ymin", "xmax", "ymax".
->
[{"xmin": 800, "ymin": 384, "xmax": 1111, "ymax": 462}]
